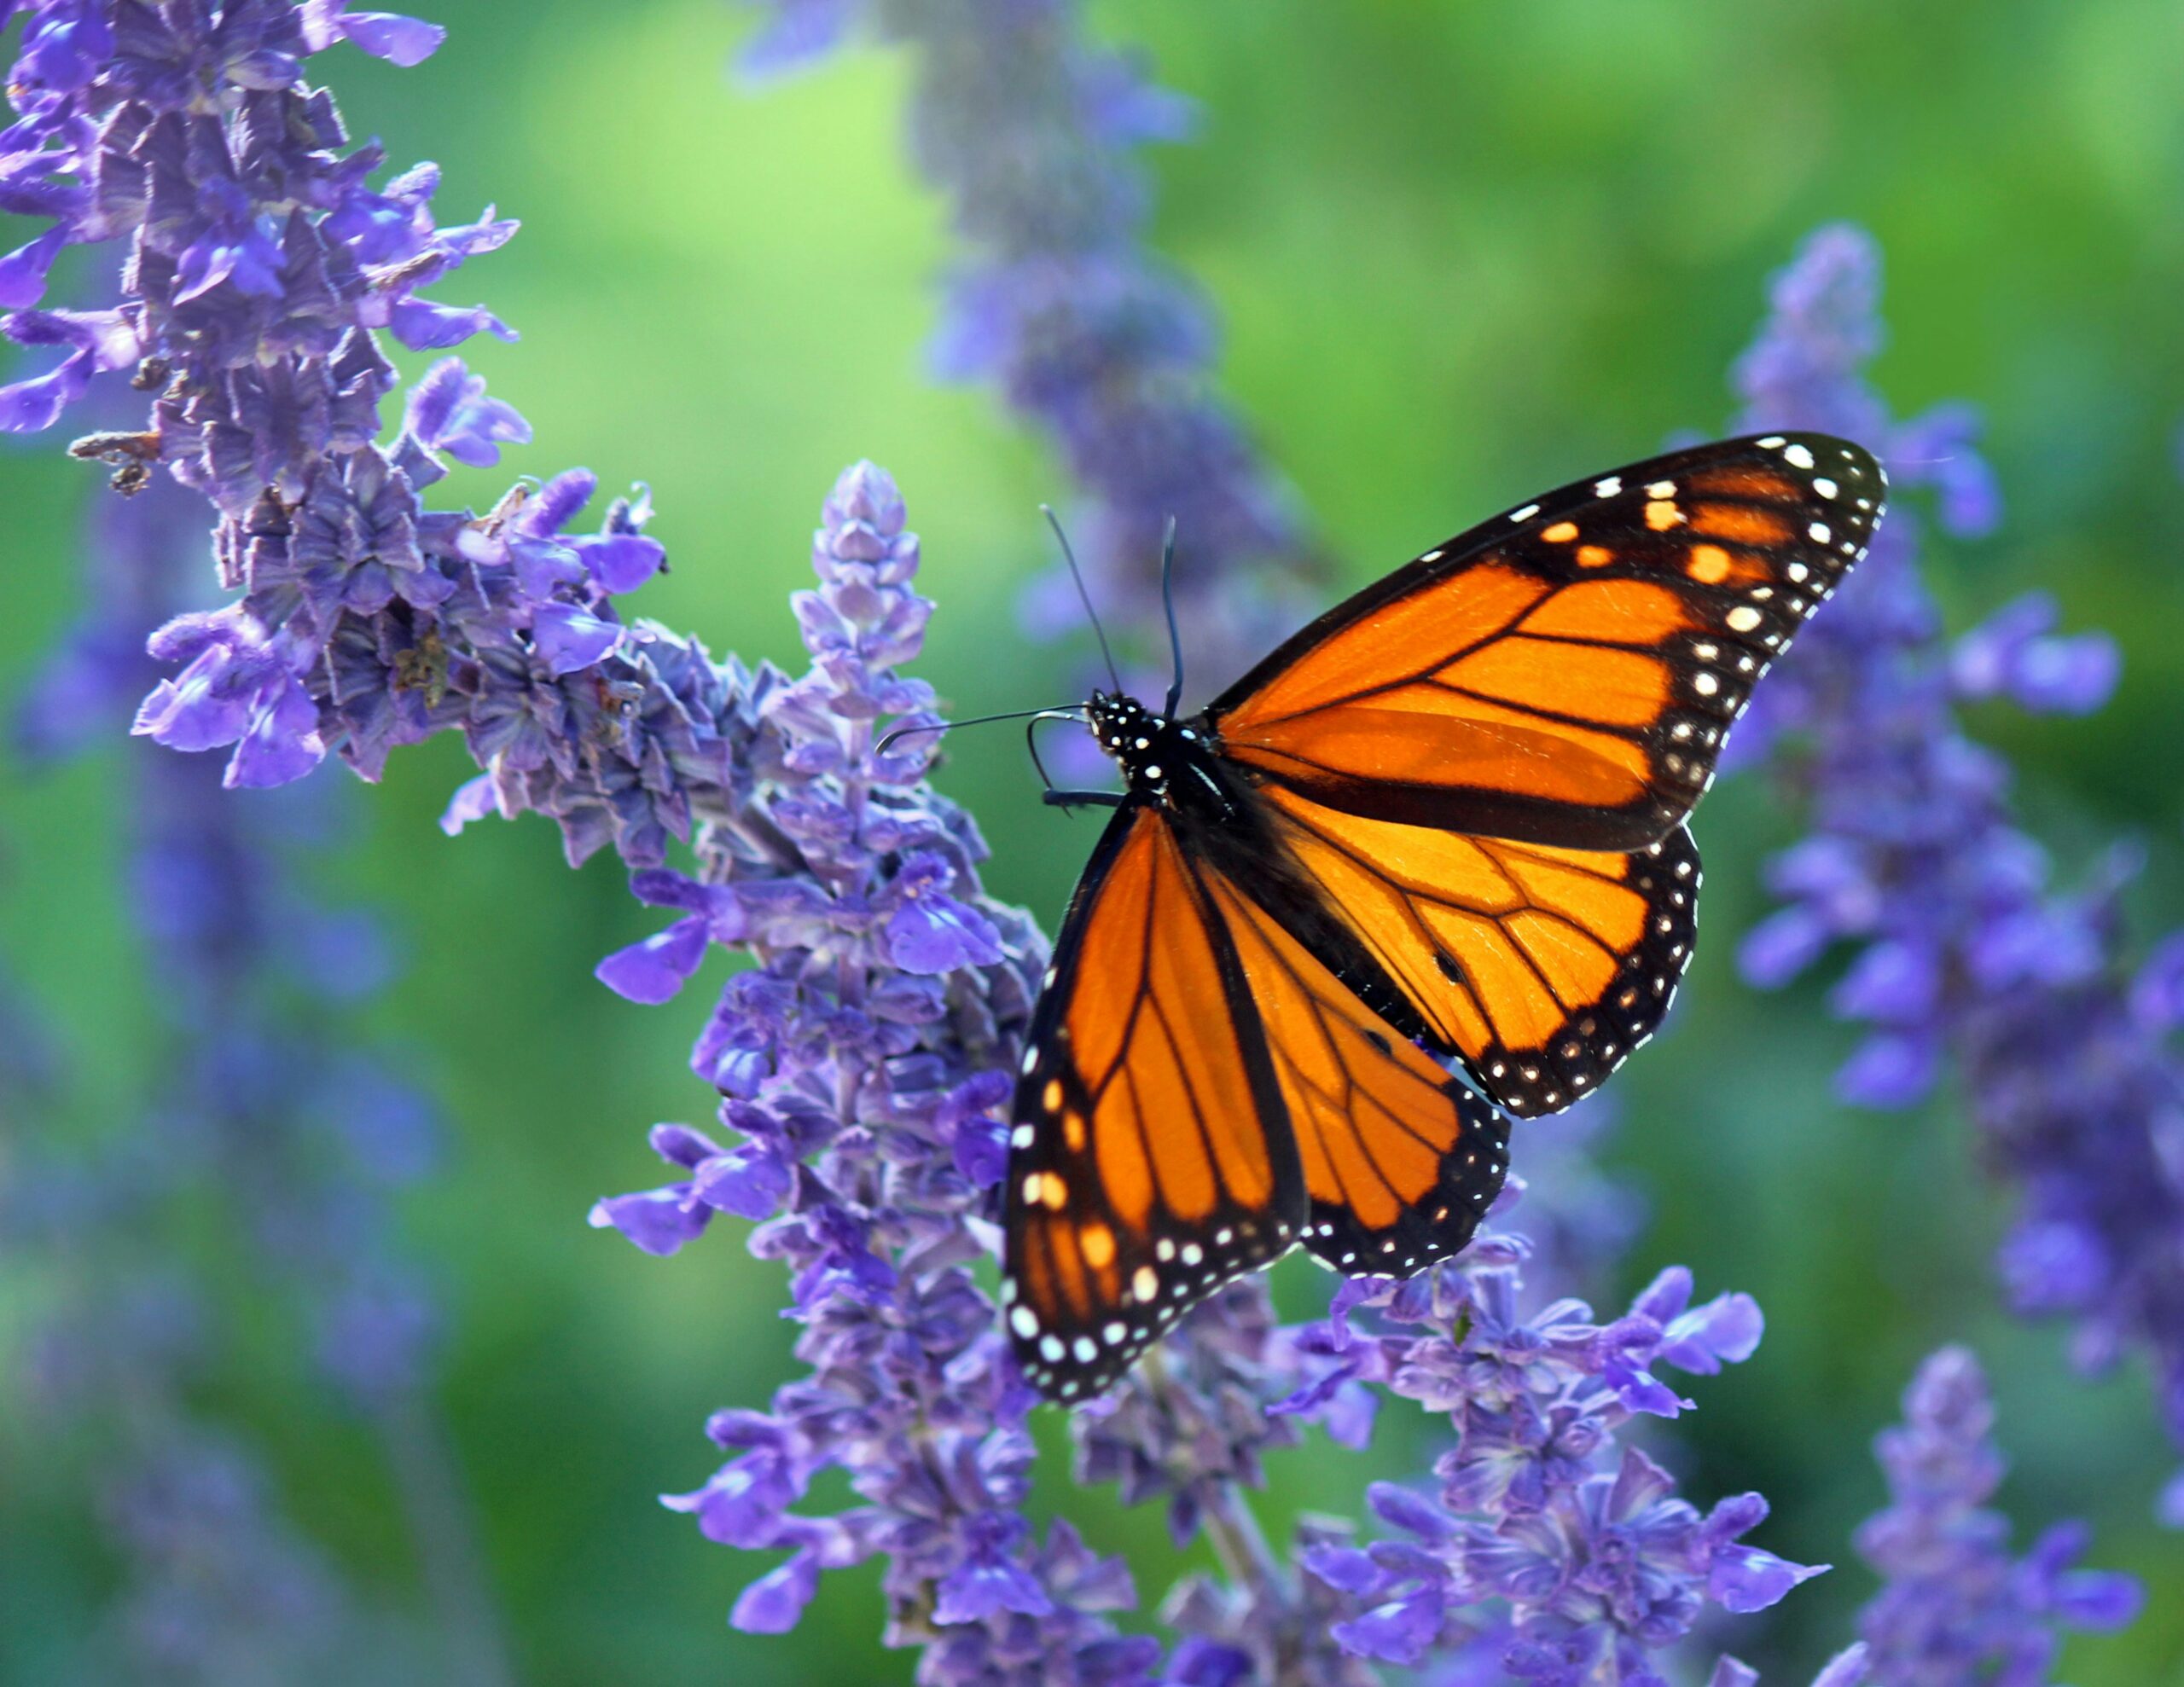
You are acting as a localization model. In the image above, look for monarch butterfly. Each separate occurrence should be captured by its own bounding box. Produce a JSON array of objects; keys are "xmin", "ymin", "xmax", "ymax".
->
[{"xmin": 995, "ymin": 432, "xmax": 1885, "ymax": 1400}]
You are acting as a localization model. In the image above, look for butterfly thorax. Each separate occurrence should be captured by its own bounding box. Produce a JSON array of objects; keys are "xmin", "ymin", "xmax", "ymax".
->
[{"xmin": 1084, "ymin": 691, "xmax": 1231, "ymax": 819}]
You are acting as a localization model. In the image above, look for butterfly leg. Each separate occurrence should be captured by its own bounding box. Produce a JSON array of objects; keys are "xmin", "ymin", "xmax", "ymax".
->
[{"xmin": 1043, "ymin": 789, "xmax": 1128, "ymax": 814}]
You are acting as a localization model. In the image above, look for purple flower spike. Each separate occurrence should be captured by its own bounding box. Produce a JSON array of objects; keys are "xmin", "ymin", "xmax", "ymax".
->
[
  {"xmin": 9, "ymin": 438, "xmax": 472, "ymax": 1660},
  {"xmin": 548, "ymin": 463, "xmax": 1156, "ymax": 1667},
  {"xmin": 1732, "ymin": 223, "xmax": 2184, "ymax": 1484},
  {"xmin": 1252, "ymin": 1247, "xmax": 1815, "ymax": 1679},
  {"xmin": 1856, "ymin": 1348, "xmax": 2141, "ymax": 1678},
  {"xmin": 742, "ymin": 0, "xmax": 1321, "ymax": 704}
]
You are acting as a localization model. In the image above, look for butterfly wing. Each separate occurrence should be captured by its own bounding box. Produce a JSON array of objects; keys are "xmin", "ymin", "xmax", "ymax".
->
[
  {"xmin": 1199, "ymin": 864, "xmax": 1512, "ymax": 1273},
  {"xmin": 1211, "ymin": 433, "xmax": 1883, "ymax": 851},
  {"xmin": 1253, "ymin": 785, "xmax": 1701, "ymax": 1116},
  {"xmin": 1003, "ymin": 800, "xmax": 1304, "ymax": 1400}
]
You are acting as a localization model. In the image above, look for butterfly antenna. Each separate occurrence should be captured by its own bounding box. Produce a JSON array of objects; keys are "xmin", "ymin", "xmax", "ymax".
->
[
  {"xmin": 876, "ymin": 704, "xmax": 1083, "ymax": 759},
  {"xmin": 1042, "ymin": 504, "xmax": 1124, "ymax": 695},
  {"xmin": 1159, "ymin": 515, "xmax": 1183, "ymax": 717}
]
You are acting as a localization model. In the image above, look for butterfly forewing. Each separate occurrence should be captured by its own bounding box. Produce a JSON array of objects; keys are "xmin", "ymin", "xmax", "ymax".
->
[
  {"xmin": 1211, "ymin": 433, "xmax": 1884, "ymax": 850},
  {"xmin": 1002, "ymin": 802, "xmax": 1304, "ymax": 1400}
]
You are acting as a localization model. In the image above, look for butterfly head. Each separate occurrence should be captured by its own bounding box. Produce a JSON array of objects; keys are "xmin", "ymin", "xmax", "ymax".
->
[{"xmin": 1085, "ymin": 690, "xmax": 1204, "ymax": 798}]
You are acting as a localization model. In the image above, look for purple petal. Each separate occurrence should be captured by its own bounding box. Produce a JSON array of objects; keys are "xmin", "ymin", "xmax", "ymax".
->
[
  {"xmin": 1300, "ymin": 1545, "xmax": 1381, "ymax": 1596},
  {"xmin": 224, "ymin": 681, "xmax": 326, "ymax": 788},
  {"xmin": 574, "ymin": 533, "xmax": 666, "ymax": 594},
  {"xmin": 1329, "ymin": 1590, "xmax": 1442, "ymax": 1666},
  {"xmin": 439, "ymin": 773, "xmax": 500, "ymax": 837},
  {"xmin": 886, "ymin": 893, "xmax": 1002, "ymax": 974},
  {"xmin": 404, "ymin": 357, "xmax": 531, "ymax": 467},
  {"xmin": 628, "ymin": 868, "xmax": 711, "ymax": 913},
  {"xmin": 932, "ymin": 1556, "xmax": 1054, "ymax": 1625},
  {"xmin": 648, "ymin": 1124, "xmax": 720, "ymax": 1170},
  {"xmin": 1707, "ymin": 1545, "xmax": 1826, "ymax": 1614},
  {"xmin": 595, "ymin": 915, "xmax": 711, "ymax": 1004},
  {"xmin": 2130, "ymin": 931, "xmax": 2184, "ymax": 1031},
  {"xmin": 1606, "ymin": 1361, "xmax": 1692, "ymax": 1418},
  {"xmin": 729, "ymin": 1552, "xmax": 818, "ymax": 1634},
  {"xmin": 1367, "ymin": 1481, "xmax": 1454, "ymax": 1543},
  {"xmin": 588, "ymin": 1185, "xmax": 712, "ymax": 1256},
  {"xmin": 0, "ymin": 224, "xmax": 67, "ymax": 309},
  {"xmin": 340, "ymin": 9, "xmax": 446, "ymax": 65},
  {"xmin": 133, "ymin": 661, "xmax": 250, "ymax": 752},
  {"xmin": 1661, "ymin": 1293, "xmax": 1764, "ymax": 1374},
  {"xmin": 1829, "ymin": 940, "xmax": 1938, "ymax": 1023},
  {"xmin": 1996, "ymin": 1218, "xmax": 2109, "ymax": 1313},
  {"xmin": 389, "ymin": 296, "xmax": 517, "ymax": 351},
  {"xmin": 531, "ymin": 601, "xmax": 619, "ymax": 674},
  {"xmin": 1835, "ymin": 1030, "xmax": 1939, "ymax": 1108},
  {"xmin": 1629, "ymin": 1265, "xmax": 1693, "ymax": 1323},
  {"xmin": 2051, "ymin": 1568, "xmax": 2144, "ymax": 1630},
  {"xmin": 692, "ymin": 1145, "xmax": 793, "ymax": 1221},
  {"xmin": 1739, "ymin": 905, "xmax": 1834, "ymax": 988},
  {"xmin": 0, "ymin": 349, "xmax": 91, "ymax": 432},
  {"xmin": 1809, "ymin": 1644, "xmax": 1870, "ymax": 1687},
  {"xmin": 509, "ymin": 540, "xmax": 587, "ymax": 600},
  {"xmin": 2158, "ymin": 1468, "xmax": 2184, "ymax": 1528}
]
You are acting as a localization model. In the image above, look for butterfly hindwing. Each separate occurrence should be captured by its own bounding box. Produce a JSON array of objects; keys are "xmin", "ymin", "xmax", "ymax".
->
[
  {"xmin": 1002, "ymin": 802, "xmax": 1304, "ymax": 1400},
  {"xmin": 1203, "ymin": 867, "xmax": 1512, "ymax": 1274},
  {"xmin": 1211, "ymin": 433, "xmax": 1883, "ymax": 851},
  {"xmin": 1258, "ymin": 788, "xmax": 1702, "ymax": 1116}
]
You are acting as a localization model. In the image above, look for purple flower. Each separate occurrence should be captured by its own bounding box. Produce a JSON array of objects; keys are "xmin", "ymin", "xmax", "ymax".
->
[
  {"xmin": 1952, "ymin": 593, "xmax": 2118, "ymax": 716},
  {"xmin": 402, "ymin": 355, "xmax": 531, "ymax": 467},
  {"xmin": 1856, "ymin": 1348, "xmax": 2140, "ymax": 1681},
  {"xmin": 302, "ymin": 1, "xmax": 447, "ymax": 67},
  {"xmin": 1730, "ymin": 224, "xmax": 2184, "ymax": 1494},
  {"xmin": 0, "ymin": 306, "xmax": 139, "ymax": 429},
  {"xmin": 881, "ymin": 851, "xmax": 1003, "ymax": 973},
  {"xmin": 135, "ymin": 606, "xmax": 328, "ymax": 785}
]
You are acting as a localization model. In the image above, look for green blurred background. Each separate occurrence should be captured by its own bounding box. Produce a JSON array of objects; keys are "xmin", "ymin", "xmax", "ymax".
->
[{"xmin": 5, "ymin": 0, "xmax": 2184, "ymax": 1679}]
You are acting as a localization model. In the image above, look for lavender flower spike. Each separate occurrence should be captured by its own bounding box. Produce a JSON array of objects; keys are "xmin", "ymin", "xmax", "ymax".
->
[
  {"xmin": 1856, "ymin": 1348, "xmax": 2140, "ymax": 1680},
  {"xmin": 1730, "ymin": 224, "xmax": 2184, "ymax": 1504},
  {"xmin": 1249, "ymin": 1249, "xmax": 1817, "ymax": 1684},
  {"xmin": 740, "ymin": 0, "xmax": 1323, "ymax": 699},
  {"xmin": 593, "ymin": 464, "xmax": 1162, "ymax": 1678},
  {"xmin": 6, "ymin": 441, "xmax": 511, "ymax": 1676},
  {"xmin": 2, "ymin": 3, "xmax": 782, "ymax": 877}
]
